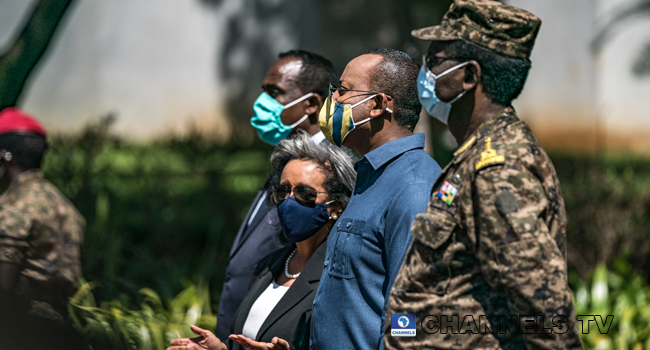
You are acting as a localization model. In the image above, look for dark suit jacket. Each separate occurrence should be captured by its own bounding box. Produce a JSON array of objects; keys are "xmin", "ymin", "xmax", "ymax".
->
[
  {"xmin": 228, "ymin": 241, "xmax": 327, "ymax": 350},
  {"xmin": 216, "ymin": 189, "xmax": 285, "ymax": 340}
]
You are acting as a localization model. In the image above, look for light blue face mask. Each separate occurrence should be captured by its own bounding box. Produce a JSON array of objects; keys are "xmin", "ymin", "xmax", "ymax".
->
[
  {"xmin": 417, "ymin": 57, "xmax": 468, "ymax": 125},
  {"xmin": 250, "ymin": 92, "xmax": 314, "ymax": 145}
]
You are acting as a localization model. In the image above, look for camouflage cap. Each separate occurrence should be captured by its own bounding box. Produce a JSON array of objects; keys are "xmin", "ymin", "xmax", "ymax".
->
[{"xmin": 412, "ymin": 0, "xmax": 541, "ymax": 60}]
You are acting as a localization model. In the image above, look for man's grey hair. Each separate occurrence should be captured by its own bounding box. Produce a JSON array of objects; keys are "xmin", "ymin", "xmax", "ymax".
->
[{"xmin": 268, "ymin": 130, "xmax": 357, "ymax": 210}]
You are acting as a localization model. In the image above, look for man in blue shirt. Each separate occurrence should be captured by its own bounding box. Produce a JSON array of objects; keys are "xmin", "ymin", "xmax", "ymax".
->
[{"xmin": 310, "ymin": 48, "xmax": 442, "ymax": 349}]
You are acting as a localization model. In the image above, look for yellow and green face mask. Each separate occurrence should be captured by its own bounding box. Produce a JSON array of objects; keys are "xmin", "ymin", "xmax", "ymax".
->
[{"xmin": 318, "ymin": 94, "xmax": 385, "ymax": 147}]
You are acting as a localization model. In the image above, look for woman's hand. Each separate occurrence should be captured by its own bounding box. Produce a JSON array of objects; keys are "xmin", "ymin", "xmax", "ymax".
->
[
  {"xmin": 229, "ymin": 334, "xmax": 290, "ymax": 350},
  {"xmin": 167, "ymin": 325, "xmax": 227, "ymax": 350}
]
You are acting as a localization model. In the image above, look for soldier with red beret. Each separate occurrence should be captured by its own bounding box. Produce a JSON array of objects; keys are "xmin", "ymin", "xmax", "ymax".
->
[{"xmin": 0, "ymin": 108, "xmax": 86, "ymax": 349}]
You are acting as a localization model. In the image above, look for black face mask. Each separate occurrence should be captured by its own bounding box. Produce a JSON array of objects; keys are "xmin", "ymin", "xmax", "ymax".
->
[{"xmin": 277, "ymin": 197, "xmax": 331, "ymax": 242}]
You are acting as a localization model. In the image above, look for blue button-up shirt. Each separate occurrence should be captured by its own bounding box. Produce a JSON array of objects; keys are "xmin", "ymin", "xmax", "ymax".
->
[{"xmin": 310, "ymin": 134, "xmax": 441, "ymax": 350}]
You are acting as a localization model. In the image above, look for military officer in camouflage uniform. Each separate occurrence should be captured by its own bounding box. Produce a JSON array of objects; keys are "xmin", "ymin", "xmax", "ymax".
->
[
  {"xmin": 0, "ymin": 108, "xmax": 86, "ymax": 349},
  {"xmin": 384, "ymin": 1, "xmax": 583, "ymax": 349}
]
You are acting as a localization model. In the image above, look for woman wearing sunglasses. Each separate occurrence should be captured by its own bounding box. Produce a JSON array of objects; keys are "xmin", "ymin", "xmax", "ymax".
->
[{"xmin": 167, "ymin": 130, "xmax": 356, "ymax": 350}]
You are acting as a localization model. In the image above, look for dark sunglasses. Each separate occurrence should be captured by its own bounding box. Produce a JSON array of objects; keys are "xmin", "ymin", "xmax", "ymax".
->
[
  {"xmin": 424, "ymin": 55, "xmax": 470, "ymax": 71},
  {"xmin": 328, "ymin": 83, "xmax": 393, "ymax": 101},
  {"xmin": 272, "ymin": 183, "xmax": 330, "ymax": 207}
]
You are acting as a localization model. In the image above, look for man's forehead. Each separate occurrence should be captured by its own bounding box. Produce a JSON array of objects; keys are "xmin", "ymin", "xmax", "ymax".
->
[
  {"xmin": 341, "ymin": 54, "xmax": 383, "ymax": 87},
  {"xmin": 269, "ymin": 57, "xmax": 303, "ymax": 81}
]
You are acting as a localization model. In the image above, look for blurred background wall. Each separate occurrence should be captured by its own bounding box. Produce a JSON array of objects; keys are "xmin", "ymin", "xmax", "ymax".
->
[
  {"xmin": 509, "ymin": 0, "xmax": 650, "ymax": 154},
  {"xmin": 2, "ymin": 0, "xmax": 649, "ymax": 153},
  {"xmin": 0, "ymin": 0, "xmax": 226, "ymax": 138}
]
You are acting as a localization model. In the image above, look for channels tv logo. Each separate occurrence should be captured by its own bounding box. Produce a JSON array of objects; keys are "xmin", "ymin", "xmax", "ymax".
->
[{"xmin": 391, "ymin": 314, "xmax": 416, "ymax": 337}]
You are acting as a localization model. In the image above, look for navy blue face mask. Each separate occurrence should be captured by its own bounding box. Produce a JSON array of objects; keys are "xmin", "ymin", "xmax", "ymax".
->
[{"xmin": 277, "ymin": 197, "xmax": 332, "ymax": 243}]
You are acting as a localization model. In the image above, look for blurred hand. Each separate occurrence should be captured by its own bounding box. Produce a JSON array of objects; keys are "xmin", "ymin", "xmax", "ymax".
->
[
  {"xmin": 229, "ymin": 334, "xmax": 290, "ymax": 350},
  {"xmin": 167, "ymin": 325, "xmax": 227, "ymax": 350}
]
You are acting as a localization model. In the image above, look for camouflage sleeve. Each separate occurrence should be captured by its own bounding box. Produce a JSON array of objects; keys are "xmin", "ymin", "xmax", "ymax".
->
[
  {"xmin": 474, "ymin": 166, "xmax": 577, "ymax": 349},
  {"xmin": 0, "ymin": 204, "xmax": 31, "ymax": 265}
]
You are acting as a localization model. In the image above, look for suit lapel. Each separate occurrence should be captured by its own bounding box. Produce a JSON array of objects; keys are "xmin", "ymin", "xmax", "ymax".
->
[
  {"xmin": 255, "ymin": 241, "xmax": 327, "ymax": 341},
  {"xmin": 229, "ymin": 190, "xmax": 274, "ymax": 258}
]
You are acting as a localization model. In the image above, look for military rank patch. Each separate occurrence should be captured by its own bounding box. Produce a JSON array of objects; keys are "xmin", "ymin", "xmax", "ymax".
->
[
  {"xmin": 438, "ymin": 181, "xmax": 458, "ymax": 206},
  {"xmin": 475, "ymin": 137, "xmax": 505, "ymax": 170}
]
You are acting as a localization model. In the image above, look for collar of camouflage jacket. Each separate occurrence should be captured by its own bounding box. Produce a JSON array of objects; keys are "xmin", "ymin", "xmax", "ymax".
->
[
  {"xmin": 451, "ymin": 106, "xmax": 517, "ymax": 163},
  {"xmin": 6, "ymin": 169, "xmax": 44, "ymax": 192}
]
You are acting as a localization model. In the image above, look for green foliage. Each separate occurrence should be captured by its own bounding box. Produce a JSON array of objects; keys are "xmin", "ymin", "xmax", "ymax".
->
[
  {"xmin": 40, "ymin": 116, "xmax": 650, "ymax": 348},
  {"xmin": 570, "ymin": 261, "xmax": 650, "ymax": 350},
  {"xmin": 42, "ymin": 116, "xmax": 273, "ymax": 306},
  {"xmin": 552, "ymin": 154, "xmax": 650, "ymax": 279},
  {"xmin": 69, "ymin": 281, "xmax": 216, "ymax": 350}
]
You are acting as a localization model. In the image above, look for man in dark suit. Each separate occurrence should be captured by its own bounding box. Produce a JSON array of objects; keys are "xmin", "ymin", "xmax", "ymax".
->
[{"xmin": 216, "ymin": 50, "xmax": 338, "ymax": 340}]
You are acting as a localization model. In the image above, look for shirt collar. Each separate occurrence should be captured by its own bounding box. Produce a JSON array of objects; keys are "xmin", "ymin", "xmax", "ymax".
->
[
  {"xmin": 6, "ymin": 169, "xmax": 43, "ymax": 192},
  {"xmin": 311, "ymin": 131, "xmax": 326, "ymax": 144},
  {"xmin": 472, "ymin": 106, "xmax": 515, "ymax": 139},
  {"xmin": 360, "ymin": 133, "xmax": 426, "ymax": 171},
  {"xmin": 451, "ymin": 106, "xmax": 515, "ymax": 159}
]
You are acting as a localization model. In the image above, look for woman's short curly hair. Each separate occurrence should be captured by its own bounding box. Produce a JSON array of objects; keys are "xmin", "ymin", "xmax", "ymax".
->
[{"xmin": 268, "ymin": 130, "xmax": 357, "ymax": 211}]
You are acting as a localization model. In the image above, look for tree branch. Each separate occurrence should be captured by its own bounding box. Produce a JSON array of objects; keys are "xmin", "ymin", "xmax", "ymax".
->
[{"xmin": 0, "ymin": 0, "xmax": 75, "ymax": 110}]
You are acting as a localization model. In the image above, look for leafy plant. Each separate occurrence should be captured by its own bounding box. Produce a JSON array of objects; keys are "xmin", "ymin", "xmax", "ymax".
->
[
  {"xmin": 69, "ymin": 281, "xmax": 216, "ymax": 350},
  {"xmin": 43, "ymin": 116, "xmax": 273, "ymax": 305},
  {"xmin": 570, "ymin": 261, "xmax": 650, "ymax": 350}
]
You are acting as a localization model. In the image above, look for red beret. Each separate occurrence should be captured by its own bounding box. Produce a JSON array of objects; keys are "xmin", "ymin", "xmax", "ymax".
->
[{"xmin": 0, "ymin": 108, "xmax": 47, "ymax": 137}]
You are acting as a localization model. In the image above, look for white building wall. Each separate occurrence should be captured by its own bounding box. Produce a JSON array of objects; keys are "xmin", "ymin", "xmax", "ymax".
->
[
  {"xmin": 0, "ymin": 0, "xmax": 226, "ymax": 138},
  {"xmin": 508, "ymin": 0, "xmax": 650, "ymax": 153},
  {"xmin": 2, "ymin": 0, "xmax": 649, "ymax": 151}
]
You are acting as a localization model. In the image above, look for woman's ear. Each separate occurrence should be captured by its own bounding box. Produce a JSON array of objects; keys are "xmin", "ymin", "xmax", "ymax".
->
[
  {"xmin": 327, "ymin": 202, "xmax": 343, "ymax": 220},
  {"xmin": 304, "ymin": 94, "xmax": 323, "ymax": 116}
]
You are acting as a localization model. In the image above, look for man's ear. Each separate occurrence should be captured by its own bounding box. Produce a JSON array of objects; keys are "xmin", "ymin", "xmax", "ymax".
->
[
  {"xmin": 369, "ymin": 93, "xmax": 390, "ymax": 118},
  {"xmin": 463, "ymin": 61, "xmax": 481, "ymax": 91},
  {"xmin": 304, "ymin": 94, "xmax": 323, "ymax": 116}
]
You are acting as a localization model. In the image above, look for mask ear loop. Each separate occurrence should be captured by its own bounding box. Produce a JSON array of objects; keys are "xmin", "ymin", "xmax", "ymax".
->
[
  {"xmin": 290, "ymin": 114, "xmax": 309, "ymax": 128},
  {"xmin": 351, "ymin": 94, "xmax": 394, "ymax": 126},
  {"xmin": 433, "ymin": 61, "xmax": 470, "ymax": 80},
  {"xmin": 283, "ymin": 92, "xmax": 315, "ymax": 109},
  {"xmin": 284, "ymin": 92, "xmax": 315, "ymax": 129}
]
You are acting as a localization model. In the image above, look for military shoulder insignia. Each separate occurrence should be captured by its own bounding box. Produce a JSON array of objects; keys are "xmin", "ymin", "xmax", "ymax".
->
[
  {"xmin": 453, "ymin": 136, "xmax": 476, "ymax": 157},
  {"xmin": 475, "ymin": 137, "xmax": 505, "ymax": 170},
  {"xmin": 437, "ymin": 181, "xmax": 458, "ymax": 206}
]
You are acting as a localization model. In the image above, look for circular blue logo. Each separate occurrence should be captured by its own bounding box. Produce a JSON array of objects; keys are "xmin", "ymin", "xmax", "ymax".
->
[{"xmin": 398, "ymin": 316, "xmax": 410, "ymax": 328}]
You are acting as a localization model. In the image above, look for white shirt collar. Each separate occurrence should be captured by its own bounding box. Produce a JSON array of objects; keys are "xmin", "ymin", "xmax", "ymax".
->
[{"xmin": 311, "ymin": 131, "xmax": 326, "ymax": 144}]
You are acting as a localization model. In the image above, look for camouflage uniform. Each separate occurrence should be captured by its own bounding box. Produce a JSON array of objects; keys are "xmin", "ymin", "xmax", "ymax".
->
[
  {"xmin": 384, "ymin": 108, "xmax": 583, "ymax": 349},
  {"xmin": 0, "ymin": 169, "xmax": 85, "ymax": 320},
  {"xmin": 384, "ymin": 1, "xmax": 583, "ymax": 349}
]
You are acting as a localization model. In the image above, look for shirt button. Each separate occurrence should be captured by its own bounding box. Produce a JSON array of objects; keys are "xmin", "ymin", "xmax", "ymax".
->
[
  {"xmin": 346, "ymin": 222, "xmax": 352, "ymax": 228},
  {"xmin": 324, "ymin": 260, "xmax": 329, "ymax": 267},
  {"xmin": 5, "ymin": 251, "xmax": 11, "ymax": 259},
  {"xmin": 337, "ymin": 223, "xmax": 341, "ymax": 229},
  {"xmin": 355, "ymin": 188, "xmax": 361, "ymax": 194},
  {"xmin": 452, "ymin": 174, "xmax": 461, "ymax": 184}
]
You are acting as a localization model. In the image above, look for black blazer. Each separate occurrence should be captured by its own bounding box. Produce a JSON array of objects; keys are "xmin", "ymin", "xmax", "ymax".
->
[
  {"xmin": 216, "ymin": 189, "xmax": 285, "ymax": 340},
  {"xmin": 228, "ymin": 241, "xmax": 327, "ymax": 350}
]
